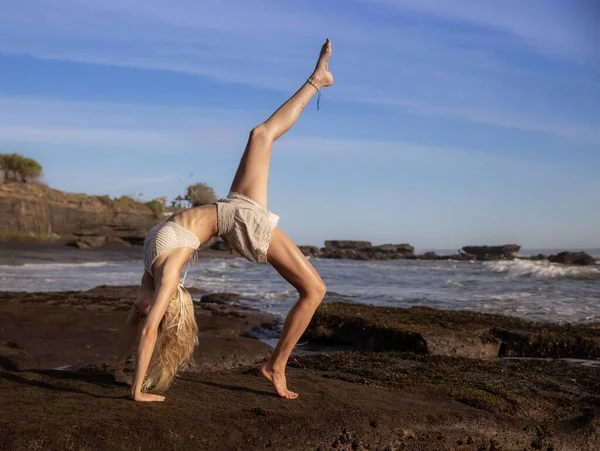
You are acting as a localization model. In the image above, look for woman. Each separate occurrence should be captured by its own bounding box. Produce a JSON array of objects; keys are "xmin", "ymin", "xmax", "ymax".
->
[{"xmin": 114, "ymin": 38, "xmax": 334, "ymax": 402}]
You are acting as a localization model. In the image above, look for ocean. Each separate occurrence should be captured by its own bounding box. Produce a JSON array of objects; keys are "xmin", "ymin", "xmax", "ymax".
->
[{"xmin": 1, "ymin": 249, "xmax": 598, "ymax": 324}]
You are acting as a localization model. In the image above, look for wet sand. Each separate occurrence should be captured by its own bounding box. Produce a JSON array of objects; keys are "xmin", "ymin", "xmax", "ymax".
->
[{"xmin": 0, "ymin": 241, "xmax": 235, "ymax": 266}]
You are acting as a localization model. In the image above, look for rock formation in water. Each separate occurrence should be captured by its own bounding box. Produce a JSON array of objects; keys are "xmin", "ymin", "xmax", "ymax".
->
[
  {"xmin": 548, "ymin": 251, "xmax": 596, "ymax": 266},
  {"xmin": 461, "ymin": 244, "xmax": 521, "ymax": 261},
  {"xmin": 308, "ymin": 240, "xmax": 416, "ymax": 260}
]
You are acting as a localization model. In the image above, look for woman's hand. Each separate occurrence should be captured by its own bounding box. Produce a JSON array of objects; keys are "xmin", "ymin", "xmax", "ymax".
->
[
  {"xmin": 114, "ymin": 370, "xmax": 133, "ymax": 386},
  {"xmin": 131, "ymin": 391, "xmax": 166, "ymax": 402}
]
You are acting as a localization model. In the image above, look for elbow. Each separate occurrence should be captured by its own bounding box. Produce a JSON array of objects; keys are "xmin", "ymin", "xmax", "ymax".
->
[{"xmin": 141, "ymin": 325, "xmax": 158, "ymax": 340}]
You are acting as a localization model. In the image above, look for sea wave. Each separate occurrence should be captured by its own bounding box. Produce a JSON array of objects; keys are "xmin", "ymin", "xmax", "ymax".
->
[
  {"xmin": 0, "ymin": 261, "xmax": 115, "ymax": 270},
  {"xmin": 486, "ymin": 259, "xmax": 600, "ymax": 280}
]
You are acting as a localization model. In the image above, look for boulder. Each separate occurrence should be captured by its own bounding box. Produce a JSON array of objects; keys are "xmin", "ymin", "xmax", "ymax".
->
[
  {"xmin": 209, "ymin": 238, "xmax": 232, "ymax": 252},
  {"xmin": 0, "ymin": 341, "xmax": 40, "ymax": 371},
  {"xmin": 200, "ymin": 292, "xmax": 241, "ymax": 304},
  {"xmin": 548, "ymin": 251, "xmax": 595, "ymax": 266},
  {"xmin": 324, "ymin": 240, "xmax": 372, "ymax": 249},
  {"xmin": 529, "ymin": 254, "xmax": 547, "ymax": 261},
  {"xmin": 105, "ymin": 236, "xmax": 131, "ymax": 246},
  {"xmin": 297, "ymin": 245, "xmax": 320, "ymax": 257},
  {"xmin": 68, "ymin": 235, "xmax": 107, "ymax": 249},
  {"xmin": 462, "ymin": 245, "xmax": 521, "ymax": 261},
  {"xmin": 418, "ymin": 252, "xmax": 438, "ymax": 260},
  {"xmin": 375, "ymin": 243, "xmax": 414, "ymax": 254},
  {"xmin": 320, "ymin": 241, "xmax": 415, "ymax": 260}
]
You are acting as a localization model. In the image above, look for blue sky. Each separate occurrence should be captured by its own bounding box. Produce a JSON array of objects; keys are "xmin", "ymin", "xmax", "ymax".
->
[{"xmin": 1, "ymin": 0, "xmax": 599, "ymax": 249}]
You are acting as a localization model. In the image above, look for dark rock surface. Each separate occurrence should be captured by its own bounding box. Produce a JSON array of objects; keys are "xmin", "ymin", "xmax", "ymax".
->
[
  {"xmin": 461, "ymin": 245, "xmax": 521, "ymax": 261},
  {"xmin": 549, "ymin": 251, "xmax": 596, "ymax": 266},
  {"xmin": 2, "ymin": 286, "xmax": 600, "ymax": 449},
  {"xmin": 6, "ymin": 363, "xmax": 597, "ymax": 451},
  {"xmin": 291, "ymin": 352, "xmax": 600, "ymax": 451}
]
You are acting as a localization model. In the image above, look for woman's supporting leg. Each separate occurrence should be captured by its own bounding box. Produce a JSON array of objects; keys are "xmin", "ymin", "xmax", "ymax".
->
[
  {"xmin": 230, "ymin": 38, "xmax": 334, "ymax": 209},
  {"xmin": 114, "ymin": 271, "xmax": 154, "ymax": 385},
  {"xmin": 261, "ymin": 227, "xmax": 327, "ymax": 399}
]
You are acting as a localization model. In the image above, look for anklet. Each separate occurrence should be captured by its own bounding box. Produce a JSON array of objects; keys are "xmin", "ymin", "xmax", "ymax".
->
[{"xmin": 306, "ymin": 77, "xmax": 321, "ymax": 111}]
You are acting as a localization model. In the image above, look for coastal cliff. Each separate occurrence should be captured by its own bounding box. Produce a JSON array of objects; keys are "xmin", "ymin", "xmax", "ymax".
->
[{"xmin": 0, "ymin": 183, "xmax": 160, "ymax": 245}]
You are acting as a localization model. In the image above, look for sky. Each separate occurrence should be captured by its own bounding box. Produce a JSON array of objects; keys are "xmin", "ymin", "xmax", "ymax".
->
[{"xmin": 1, "ymin": 0, "xmax": 599, "ymax": 249}]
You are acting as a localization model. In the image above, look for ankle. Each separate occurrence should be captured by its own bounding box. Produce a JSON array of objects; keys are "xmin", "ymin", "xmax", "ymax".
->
[
  {"xmin": 307, "ymin": 76, "xmax": 321, "ymax": 91},
  {"xmin": 268, "ymin": 361, "xmax": 287, "ymax": 373}
]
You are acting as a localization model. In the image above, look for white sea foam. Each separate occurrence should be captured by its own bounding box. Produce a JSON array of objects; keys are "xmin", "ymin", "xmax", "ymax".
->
[
  {"xmin": 447, "ymin": 280, "xmax": 465, "ymax": 288},
  {"xmin": 0, "ymin": 261, "xmax": 115, "ymax": 270},
  {"xmin": 486, "ymin": 259, "xmax": 600, "ymax": 280}
]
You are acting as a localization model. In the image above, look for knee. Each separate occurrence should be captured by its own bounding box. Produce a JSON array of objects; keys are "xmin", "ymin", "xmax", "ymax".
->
[
  {"xmin": 250, "ymin": 124, "xmax": 272, "ymax": 143},
  {"xmin": 301, "ymin": 279, "xmax": 327, "ymax": 304}
]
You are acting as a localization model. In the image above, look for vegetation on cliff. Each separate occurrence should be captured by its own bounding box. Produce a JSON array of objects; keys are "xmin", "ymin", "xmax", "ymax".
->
[
  {"xmin": 186, "ymin": 182, "xmax": 217, "ymax": 207},
  {"xmin": 0, "ymin": 153, "xmax": 222, "ymax": 243},
  {"xmin": 0, "ymin": 153, "xmax": 43, "ymax": 184}
]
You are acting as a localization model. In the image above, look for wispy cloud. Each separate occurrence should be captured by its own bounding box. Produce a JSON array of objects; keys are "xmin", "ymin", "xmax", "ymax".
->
[
  {"xmin": 368, "ymin": 0, "xmax": 600, "ymax": 60},
  {"xmin": 353, "ymin": 96, "xmax": 600, "ymax": 143},
  {"xmin": 2, "ymin": 0, "xmax": 598, "ymax": 145},
  {"xmin": 0, "ymin": 95, "xmax": 535, "ymax": 171}
]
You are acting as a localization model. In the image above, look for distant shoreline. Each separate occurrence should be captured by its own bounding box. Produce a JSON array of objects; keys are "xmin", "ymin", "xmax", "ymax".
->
[
  {"xmin": 0, "ymin": 241, "xmax": 236, "ymax": 266},
  {"xmin": 2, "ymin": 240, "xmax": 598, "ymax": 267}
]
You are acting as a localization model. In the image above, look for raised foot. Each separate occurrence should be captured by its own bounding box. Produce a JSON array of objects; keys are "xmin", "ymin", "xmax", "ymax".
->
[
  {"xmin": 260, "ymin": 364, "xmax": 299, "ymax": 399},
  {"xmin": 309, "ymin": 38, "xmax": 334, "ymax": 89}
]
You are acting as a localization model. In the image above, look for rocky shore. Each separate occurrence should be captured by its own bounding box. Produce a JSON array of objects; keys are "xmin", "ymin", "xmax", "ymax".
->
[
  {"xmin": 2, "ymin": 183, "xmax": 595, "ymax": 267},
  {"xmin": 2, "ymin": 286, "xmax": 599, "ymax": 450},
  {"xmin": 299, "ymin": 241, "xmax": 597, "ymax": 265}
]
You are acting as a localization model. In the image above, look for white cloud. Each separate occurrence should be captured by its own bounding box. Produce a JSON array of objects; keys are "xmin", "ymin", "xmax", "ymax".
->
[{"xmin": 353, "ymin": 96, "xmax": 600, "ymax": 143}]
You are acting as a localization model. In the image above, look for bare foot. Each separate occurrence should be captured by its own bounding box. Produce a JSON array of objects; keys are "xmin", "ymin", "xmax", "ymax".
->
[
  {"xmin": 260, "ymin": 363, "xmax": 298, "ymax": 399},
  {"xmin": 309, "ymin": 38, "xmax": 334, "ymax": 89},
  {"xmin": 114, "ymin": 371, "xmax": 133, "ymax": 386},
  {"xmin": 131, "ymin": 391, "xmax": 165, "ymax": 402}
]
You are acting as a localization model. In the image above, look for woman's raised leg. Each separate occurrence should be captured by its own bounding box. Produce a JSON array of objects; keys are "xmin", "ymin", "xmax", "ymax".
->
[
  {"xmin": 230, "ymin": 38, "xmax": 334, "ymax": 209},
  {"xmin": 260, "ymin": 227, "xmax": 327, "ymax": 399}
]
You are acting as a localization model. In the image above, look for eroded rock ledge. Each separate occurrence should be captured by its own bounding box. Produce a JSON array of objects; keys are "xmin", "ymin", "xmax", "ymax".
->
[{"xmin": 303, "ymin": 302, "xmax": 600, "ymax": 359}]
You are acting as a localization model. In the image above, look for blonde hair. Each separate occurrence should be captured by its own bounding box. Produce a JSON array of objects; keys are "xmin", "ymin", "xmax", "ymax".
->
[{"xmin": 142, "ymin": 286, "xmax": 198, "ymax": 393}]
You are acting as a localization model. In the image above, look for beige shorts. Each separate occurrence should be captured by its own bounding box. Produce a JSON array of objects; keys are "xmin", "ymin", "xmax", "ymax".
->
[{"xmin": 214, "ymin": 191, "xmax": 279, "ymax": 264}]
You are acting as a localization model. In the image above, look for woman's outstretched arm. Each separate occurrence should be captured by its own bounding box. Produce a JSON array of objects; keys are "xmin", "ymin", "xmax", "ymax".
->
[{"xmin": 130, "ymin": 269, "xmax": 180, "ymax": 402}]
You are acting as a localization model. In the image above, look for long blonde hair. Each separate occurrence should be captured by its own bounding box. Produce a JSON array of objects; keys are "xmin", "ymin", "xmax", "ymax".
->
[{"xmin": 142, "ymin": 285, "xmax": 198, "ymax": 393}]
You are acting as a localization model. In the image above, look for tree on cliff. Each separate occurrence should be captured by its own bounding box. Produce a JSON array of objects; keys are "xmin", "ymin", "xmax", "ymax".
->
[
  {"xmin": 0, "ymin": 154, "xmax": 43, "ymax": 183},
  {"xmin": 186, "ymin": 182, "xmax": 217, "ymax": 207}
]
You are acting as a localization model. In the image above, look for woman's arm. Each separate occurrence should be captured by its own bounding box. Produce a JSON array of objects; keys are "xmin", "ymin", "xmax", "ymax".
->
[{"xmin": 130, "ymin": 271, "xmax": 179, "ymax": 402}]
